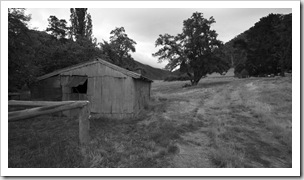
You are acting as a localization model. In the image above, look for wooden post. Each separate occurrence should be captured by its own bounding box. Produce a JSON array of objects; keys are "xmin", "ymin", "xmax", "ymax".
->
[{"xmin": 78, "ymin": 105, "xmax": 90, "ymax": 145}]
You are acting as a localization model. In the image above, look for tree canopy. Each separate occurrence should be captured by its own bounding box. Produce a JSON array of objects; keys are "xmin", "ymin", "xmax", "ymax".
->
[
  {"xmin": 46, "ymin": 15, "xmax": 68, "ymax": 39},
  {"xmin": 245, "ymin": 13, "xmax": 292, "ymax": 76},
  {"xmin": 153, "ymin": 12, "xmax": 229, "ymax": 85},
  {"xmin": 99, "ymin": 27, "xmax": 137, "ymax": 70},
  {"xmin": 8, "ymin": 8, "xmax": 103, "ymax": 92},
  {"xmin": 69, "ymin": 8, "xmax": 93, "ymax": 41},
  {"xmin": 222, "ymin": 13, "xmax": 292, "ymax": 77},
  {"xmin": 8, "ymin": 8, "xmax": 35, "ymax": 91},
  {"xmin": 109, "ymin": 27, "xmax": 136, "ymax": 59},
  {"xmin": 8, "ymin": 9, "xmax": 143, "ymax": 92}
]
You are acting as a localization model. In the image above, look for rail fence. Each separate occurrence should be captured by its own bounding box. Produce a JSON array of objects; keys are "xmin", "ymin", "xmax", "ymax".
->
[{"xmin": 8, "ymin": 100, "xmax": 90, "ymax": 145}]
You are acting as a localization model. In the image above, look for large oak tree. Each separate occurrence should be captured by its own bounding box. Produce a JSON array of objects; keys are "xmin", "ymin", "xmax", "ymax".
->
[{"xmin": 153, "ymin": 12, "xmax": 229, "ymax": 85}]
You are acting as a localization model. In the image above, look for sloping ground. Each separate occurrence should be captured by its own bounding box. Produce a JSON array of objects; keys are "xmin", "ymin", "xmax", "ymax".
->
[
  {"xmin": 151, "ymin": 76, "xmax": 292, "ymax": 167},
  {"xmin": 9, "ymin": 76, "xmax": 291, "ymax": 168}
]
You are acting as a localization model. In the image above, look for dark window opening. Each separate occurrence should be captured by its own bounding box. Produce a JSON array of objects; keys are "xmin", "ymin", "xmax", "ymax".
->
[{"xmin": 72, "ymin": 80, "xmax": 87, "ymax": 94}]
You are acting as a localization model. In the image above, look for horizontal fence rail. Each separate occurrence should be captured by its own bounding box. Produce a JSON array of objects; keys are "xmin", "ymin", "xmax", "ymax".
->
[{"xmin": 8, "ymin": 100, "xmax": 90, "ymax": 145}]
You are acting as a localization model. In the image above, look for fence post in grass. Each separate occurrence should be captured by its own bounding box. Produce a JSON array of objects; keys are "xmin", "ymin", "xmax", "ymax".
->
[{"xmin": 78, "ymin": 103, "xmax": 90, "ymax": 145}]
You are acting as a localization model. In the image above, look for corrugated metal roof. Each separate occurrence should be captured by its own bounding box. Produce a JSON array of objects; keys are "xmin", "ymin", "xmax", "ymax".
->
[{"xmin": 36, "ymin": 58, "xmax": 153, "ymax": 82}]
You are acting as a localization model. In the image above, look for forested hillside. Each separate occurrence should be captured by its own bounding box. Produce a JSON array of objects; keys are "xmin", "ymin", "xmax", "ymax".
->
[
  {"xmin": 222, "ymin": 13, "xmax": 292, "ymax": 77},
  {"xmin": 8, "ymin": 8, "xmax": 172, "ymax": 92}
]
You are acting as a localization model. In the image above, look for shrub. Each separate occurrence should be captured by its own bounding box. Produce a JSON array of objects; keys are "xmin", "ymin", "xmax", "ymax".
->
[{"xmin": 240, "ymin": 69, "xmax": 249, "ymax": 78}]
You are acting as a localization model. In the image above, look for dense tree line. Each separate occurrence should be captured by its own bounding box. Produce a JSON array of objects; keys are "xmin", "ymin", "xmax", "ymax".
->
[
  {"xmin": 222, "ymin": 13, "xmax": 292, "ymax": 77},
  {"xmin": 8, "ymin": 8, "xmax": 138, "ymax": 92}
]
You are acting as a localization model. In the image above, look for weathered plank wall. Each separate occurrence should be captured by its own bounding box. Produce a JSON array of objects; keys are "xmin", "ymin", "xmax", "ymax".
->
[
  {"xmin": 31, "ymin": 62, "xmax": 151, "ymax": 119},
  {"xmin": 98, "ymin": 76, "xmax": 134, "ymax": 115},
  {"xmin": 60, "ymin": 63, "xmax": 136, "ymax": 118},
  {"xmin": 133, "ymin": 79, "xmax": 151, "ymax": 113}
]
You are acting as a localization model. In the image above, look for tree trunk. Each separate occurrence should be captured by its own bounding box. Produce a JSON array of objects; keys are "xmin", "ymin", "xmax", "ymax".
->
[
  {"xmin": 280, "ymin": 56, "xmax": 285, "ymax": 77},
  {"xmin": 190, "ymin": 70, "xmax": 204, "ymax": 86},
  {"xmin": 280, "ymin": 69, "xmax": 285, "ymax": 77},
  {"xmin": 191, "ymin": 80, "xmax": 198, "ymax": 86}
]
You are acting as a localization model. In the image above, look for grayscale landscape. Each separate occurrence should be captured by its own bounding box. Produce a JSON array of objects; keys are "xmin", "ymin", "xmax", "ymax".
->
[{"xmin": 8, "ymin": 7, "xmax": 292, "ymax": 169}]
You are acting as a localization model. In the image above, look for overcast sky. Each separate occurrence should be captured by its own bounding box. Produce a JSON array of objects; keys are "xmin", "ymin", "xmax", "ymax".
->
[{"xmin": 26, "ymin": 8, "xmax": 291, "ymax": 69}]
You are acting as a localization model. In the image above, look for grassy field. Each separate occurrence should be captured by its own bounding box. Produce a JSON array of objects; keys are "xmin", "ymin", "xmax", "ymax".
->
[
  {"xmin": 8, "ymin": 75, "xmax": 292, "ymax": 168},
  {"xmin": 8, "ymin": 115, "xmax": 83, "ymax": 167}
]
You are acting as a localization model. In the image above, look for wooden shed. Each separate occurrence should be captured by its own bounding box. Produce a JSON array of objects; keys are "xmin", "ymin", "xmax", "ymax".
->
[{"xmin": 30, "ymin": 58, "xmax": 152, "ymax": 119}]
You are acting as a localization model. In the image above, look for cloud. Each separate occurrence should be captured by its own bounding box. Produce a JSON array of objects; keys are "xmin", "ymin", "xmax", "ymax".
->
[
  {"xmin": 130, "ymin": 41, "xmax": 166, "ymax": 69},
  {"xmin": 27, "ymin": 8, "xmax": 70, "ymax": 30}
]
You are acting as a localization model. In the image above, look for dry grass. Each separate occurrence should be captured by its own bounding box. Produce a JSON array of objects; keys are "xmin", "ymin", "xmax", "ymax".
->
[
  {"xmin": 8, "ymin": 115, "xmax": 83, "ymax": 168},
  {"xmin": 8, "ymin": 76, "xmax": 292, "ymax": 168},
  {"xmin": 81, "ymin": 101, "xmax": 205, "ymax": 168},
  {"xmin": 8, "ymin": 98, "xmax": 201, "ymax": 168},
  {"xmin": 203, "ymin": 77, "xmax": 292, "ymax": 168}
]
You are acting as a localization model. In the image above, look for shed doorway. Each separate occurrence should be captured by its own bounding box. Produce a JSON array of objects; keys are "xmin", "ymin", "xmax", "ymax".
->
[
  {"xmin": 65, "ymin": 76, "xmax": 88, "ymax": 100},
  {"xmin": 72, "ymin": 80, "xmax": 87, "ymax": 94}
]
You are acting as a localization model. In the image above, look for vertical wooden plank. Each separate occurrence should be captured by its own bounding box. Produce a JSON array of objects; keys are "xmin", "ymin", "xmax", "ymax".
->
[
  {"xmin": 90, "ymin": 77, "xmax": 95, "ymax": 112},
  {"xmin": 133, "ymin": 80, "xmax": 139, "ymax": 112},
  {"xmin": 129, "ymin": 78, "xmax": 135, "ymax": 113},
  {"xmin": 61, "ymin": 76, "xmax": 70, "ymax": 101},
  {"xmin": 129, "ymin": 78, "xmax": 136, "ymax": 113},
  {"xmin": 101, "ymin": 77, "xmax": 111, "ymax": 113},
  {"xmin": 79, "ymin": 104, "xmax": 90, "ymax": 145},
  {"xmin": 61, "ymin": 76, "xmax": 71, "ymax": 116},
  {"xmin": 89, "ymin": 76, "xmax": 102, "ymax": 113},
  {"xmin": 112, "ymin": 77, "xmax": 124, "ymax": 114},
  {"xmin": 86, "ymin": 77, "xmax": 93, "ymax": 112},
  {"xmin": 87, "ymin": 77, "xmax": 94, "ymax": 96},
  {"xmin": 98, "ymin": 63, "xmax": 106, "ymax": 76},
  {"xmin": 98, "ymin": 77, "xmax": 103, "ymax": 113}
]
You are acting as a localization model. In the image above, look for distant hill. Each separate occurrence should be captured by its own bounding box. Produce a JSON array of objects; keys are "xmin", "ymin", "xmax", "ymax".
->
[{"xmin": 133, "ymin": 60, "xmax": 173, "ymax": 80}]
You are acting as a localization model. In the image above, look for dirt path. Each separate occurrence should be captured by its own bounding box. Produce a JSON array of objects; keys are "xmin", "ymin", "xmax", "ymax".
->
[
  {"xmin": 162, "ymin": 93, "xmax": 212, "ymax": 168},
  {"xmin": 152, "ymin": 77, "xmax": 292, "ymax": 168},
  {"xmin": 153, "ymin": 78, "xmax": 235, "ymax": 167}
]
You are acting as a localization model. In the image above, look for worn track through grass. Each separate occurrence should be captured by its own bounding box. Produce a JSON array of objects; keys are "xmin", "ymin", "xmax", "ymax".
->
[{"xmin": 152, "ymin": 76, "xmax": 291, "ymax": 168}]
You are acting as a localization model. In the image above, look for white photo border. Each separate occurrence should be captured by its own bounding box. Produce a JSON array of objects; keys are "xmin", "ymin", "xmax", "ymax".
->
[{"xmin": 1, "ymin": 1, "xmax": 300, "ymax": 177}]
